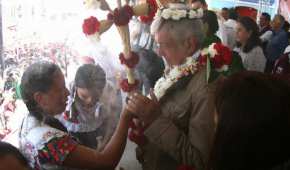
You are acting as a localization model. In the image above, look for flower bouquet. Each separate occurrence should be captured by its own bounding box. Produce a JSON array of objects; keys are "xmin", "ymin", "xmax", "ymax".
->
[{"xmin": 200, "ymin": 42, "xmax": 244, "ymax": 83}]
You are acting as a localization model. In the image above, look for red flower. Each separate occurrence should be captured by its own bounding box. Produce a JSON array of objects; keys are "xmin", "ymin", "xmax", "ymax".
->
[
  {"xmin": 128, "ymin": 120, "xmax": 148, "ymax": 146},
  {"xmin": 213, "ymin": 43, "xmax": 232, "ymax": 65},
  {"xmin": 211, "ymin": 53, "xmax": 224, "ymax": 69},
  {"xmin": 200, "ymin": 43, "xmax": 232, "ymax": 70},
  {"xmin": 82, "ymin": 16, "xmax": 100, "ymax": 35},
  {"xmin": 139, "ymin": 0, "xmax": 158, "ymax": 23},
  {"xmin": 119, "ymin": 51, "xmax": 140, "ymax": 68},
  {"xmin": 120, "ymin": 79, "xmax": 139, "ymax": 92},
  {"xmin": 108, "ymin": 5, "xmax": 134, "ymax": 26},
  {"xmin": 177, "ymin": 165, "xmax": 195, "ymax": 170},
  {"xmin": 198, "ymin": 55, "xmax": 207, "ymax": 66}
]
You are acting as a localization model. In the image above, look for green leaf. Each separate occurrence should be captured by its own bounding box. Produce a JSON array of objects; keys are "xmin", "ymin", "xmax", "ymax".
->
[
  {"xmin": 206, "ymin": 56, "xmax": 211, "ymax": 83},
  {"xmin": 228, "ymin": 51, "xmax": 245, "ymax": 75}
]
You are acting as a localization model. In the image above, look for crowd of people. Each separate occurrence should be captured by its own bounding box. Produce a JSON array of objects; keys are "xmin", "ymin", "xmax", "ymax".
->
[
  {"xmin": 1, "ymin": 0, "xmax": 290, "ymax": 170},
  {"xmin": 218, "ymin": 7, "xmax": 290, "ymax": 75},
  {"xmin": 0, "ymin": 42, "xmax": 82, "ymax": 139}
]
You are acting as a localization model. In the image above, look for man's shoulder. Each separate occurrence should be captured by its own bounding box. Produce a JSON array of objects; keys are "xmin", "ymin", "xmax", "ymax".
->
[{"xmin": 188, "ymin": 68, "xmax": 209, "ymax": 92}]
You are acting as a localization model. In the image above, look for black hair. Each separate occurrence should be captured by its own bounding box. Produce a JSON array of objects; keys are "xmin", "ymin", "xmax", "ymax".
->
[
  {"xmin": 222, "ymin": 7, "xmax": 229, "ymax": 11},
  {"xmin": 75, "ymin": 64, "xmax": 106, "ymax": 90},
  {"xmin": 21, "ymin": 62, "xmax": 67, "ymax": 132},
  {"xmin": 283, "ymin": 21, "xmax": 290, "ymax": 32},
  {"xmin": 192, "ymin": 0, "xmax": 207, "ymax": 5},
  {"xmin": 228, "ymin": 8, "xmax": 238, "ymax": 20},
  {"xmin": 203, "ymin": 10, "xmax": 219, "ymax": 35},
  {"xmin": 261, "ymin": 12, "xmax": 271, "ymax": 22},
  {"xmin": 237, "ymin": 16, "xmax": 262, "ymax": 53},
  {"xmin": 209, "ymin": 71, "xmax": 290, "ymax": 170},
  {"xmin": 0, "ymin": 141, "xmax": 30, "ymax": 168}
]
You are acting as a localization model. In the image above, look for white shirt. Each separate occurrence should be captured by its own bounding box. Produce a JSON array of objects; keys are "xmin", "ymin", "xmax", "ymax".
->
[
  {"xmin": 223, "ymin": 19, "xmax": 237, "ymax": 49},
  {"xmin": 235, "ymin": 46, "xmax": 266, "ymax": 72},
  {"xmin": 260, "ymin": 30, "xmax": 273, "ymax": 42},
  {"xmin": 284, "ymin": 45, "xmax": 290, "ymax": 54}
]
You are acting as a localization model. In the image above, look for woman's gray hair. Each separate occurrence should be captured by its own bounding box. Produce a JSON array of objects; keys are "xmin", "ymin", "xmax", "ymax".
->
[
  {"xmin": 21, "ymin": 61, "xmax": 61, "ymax": 121},
  {"xmin": 151, "ymin": 16, "xmax": 205, "ymax": 49}
]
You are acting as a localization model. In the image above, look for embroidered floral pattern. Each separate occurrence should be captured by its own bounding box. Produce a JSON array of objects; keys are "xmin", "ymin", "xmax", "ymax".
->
[
  {"xmin": 19, "ymin": 115, "xmax": 78, "ymax": 169},
  {"xmin": 38, "ymin": 135, "xmax": 77, "ymax": 165}
]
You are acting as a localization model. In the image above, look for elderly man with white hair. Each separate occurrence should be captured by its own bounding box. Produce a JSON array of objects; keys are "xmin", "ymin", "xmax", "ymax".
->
[{"xmin": 126, "ymin": 2, "xmax": 216, "ymax": 170}]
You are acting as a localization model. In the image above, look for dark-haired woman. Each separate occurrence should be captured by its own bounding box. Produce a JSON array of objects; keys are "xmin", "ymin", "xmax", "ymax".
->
[
  {"xmin": 209, "ymin": 71, "xmax": 290, "ymax": 170},
  {"xmin": 202, "ymin": 10, "xmax": 221, "ymax": 48},
  {"xmin": 19, "ymin": 62, "xmax": 132, "ymax": 169},
  {"xmin": 234, "ymin": 16, "xmax": 266, "ymax": 72},
  {"xmin": 58, "ymin": 64, "xmax": 120, "ymax": 151}
]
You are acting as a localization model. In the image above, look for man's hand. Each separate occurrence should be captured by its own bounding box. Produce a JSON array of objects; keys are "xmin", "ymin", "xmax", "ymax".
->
[{"xmin": 126, "ymin": 89, "xmax": 161, "ymax": 127}]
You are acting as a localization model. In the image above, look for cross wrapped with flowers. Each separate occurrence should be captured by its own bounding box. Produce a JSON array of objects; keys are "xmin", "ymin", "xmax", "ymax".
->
[{"xmin": 82, "ymin": 0, "xmax": 158, "ymax": 92}]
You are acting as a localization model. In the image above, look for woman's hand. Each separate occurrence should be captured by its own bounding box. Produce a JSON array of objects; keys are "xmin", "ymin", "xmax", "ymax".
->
[
  {"xmin": 126, "ymin": 89, "xmax": 161, "ymax": 127},
  {"xmin": 120, "ymin": 107, "xmax": 134, "ymax": 124}
]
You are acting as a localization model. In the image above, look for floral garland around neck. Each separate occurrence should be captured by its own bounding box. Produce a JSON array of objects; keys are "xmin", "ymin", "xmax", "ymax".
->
[{"xmin": 153, "ymin": 57, "xmax": 200, "ymax": 101}]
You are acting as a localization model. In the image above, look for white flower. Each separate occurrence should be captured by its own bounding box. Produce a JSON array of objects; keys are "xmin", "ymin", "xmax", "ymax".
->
[
  {"xmin": 216, "ymin": 65, "xmax": 229, "ymax": 72},
  {"xmin": 196, "ymin": 8, "xmax": 204, "ymax": 18},
  {"xmin": 84, "ymin": 0, "xmax": 101, "ymax": 10},
  {"xmin": 208, "ymin": 43, "xmax": 218, "ymax": 58},
  {"xmin": 152, "ymin": 56, "xmax": 199, "ymax": 101},
  {"xmin": 189, "ymin": 10, "xmax": 197, "ymax": 19},
  {"xmin": 160, "ymin": 7, "xmax": 203, "ymax": 20},
  {"xmin": 169, "ymin": 67, "xmax": 181, "ymax": 78},
  {"xmin": 171, "ymin": 10, "xmax": 181, "ymax": 20},
  {"xmin": 179, "ymin": 10, "xmax": 187, "ymax": 18},
  {"xmin": 161, "ymin": 9, "xmax": 172, "ymax": 19}
]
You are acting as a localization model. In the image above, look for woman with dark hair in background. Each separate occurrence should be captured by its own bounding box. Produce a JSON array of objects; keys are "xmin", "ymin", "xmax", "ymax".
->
[
  {"xmin": 58, "ymin": 64, "xmax": 120, "ymax": 151},
  {"xmin": 18, "ymin": 62, "xmax": 132, "ymax": 169},
  {"xmin": 0, "ymin": 141, "xmax": 30, "ymax": 170},
  {"xmin": 235, "ymin": 16, "xmax": 266, "ymax": 72},
  {"xmin": 209, "ymin": 71, "xmax": 290, "ymax": 170},
  {"xmin": 202, "ymin": 10, "xmax": 221, "ymax": 48}
]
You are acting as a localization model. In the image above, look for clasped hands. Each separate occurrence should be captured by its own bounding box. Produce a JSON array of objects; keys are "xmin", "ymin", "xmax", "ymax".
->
[{"xmin": 125, "ymin": 90, "xmax": 162, "ymax": 128}]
